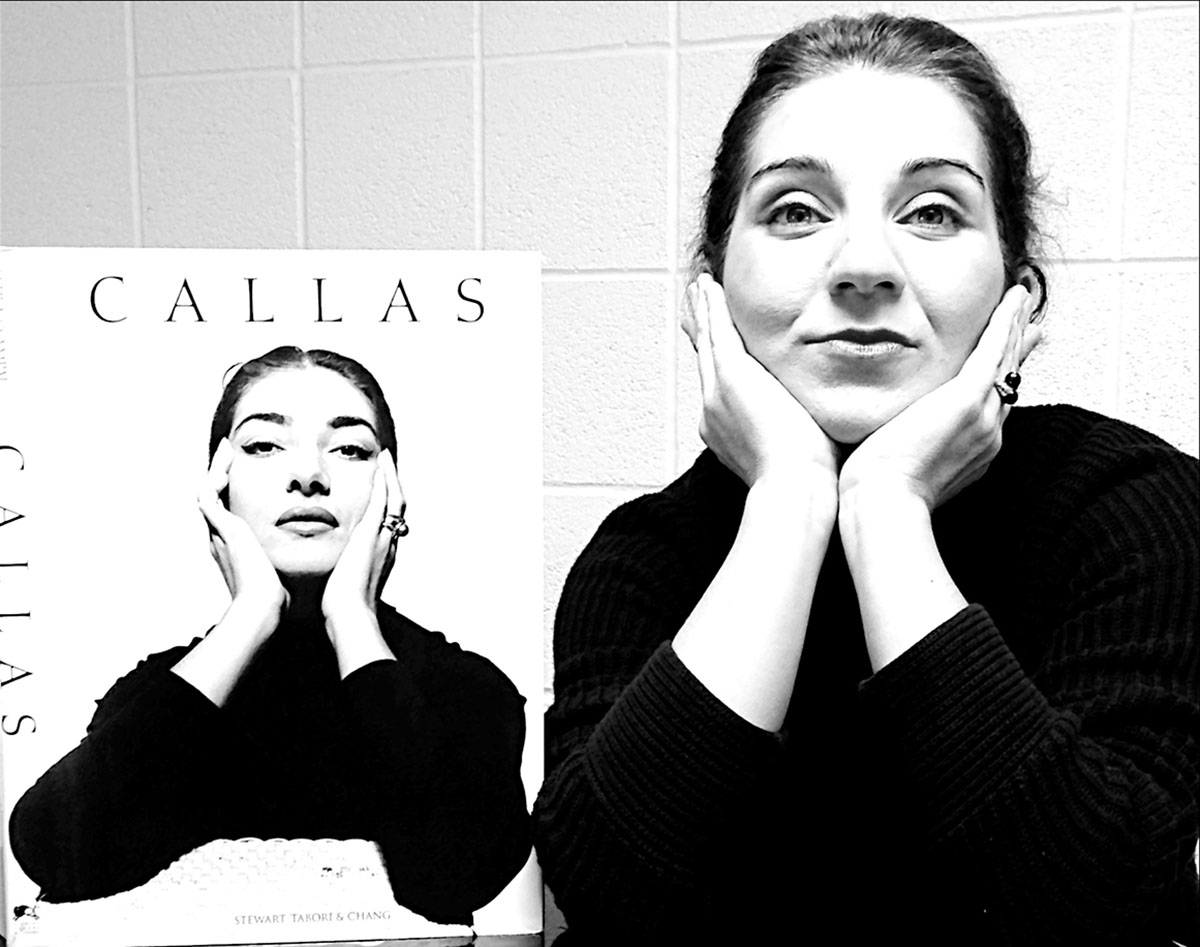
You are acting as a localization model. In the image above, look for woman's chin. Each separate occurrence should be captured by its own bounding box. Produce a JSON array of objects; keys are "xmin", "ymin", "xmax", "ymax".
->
[
  {"xmin": 809, "ymin": 406, "xmax": 897, "ymax": 447},
  {"xmin": 269, "ymin": 551, "xmax": 339, "ymax": 581}
]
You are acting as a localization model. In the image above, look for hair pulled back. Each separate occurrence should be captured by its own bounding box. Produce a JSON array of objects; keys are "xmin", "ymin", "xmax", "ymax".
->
[
  {"xmin": 695, "ymin": 13, "xmax": 1047, "ymax": 313},
  {"xmin": 208, "ymin": 346, "xmax": 398, "ymax": 461}
]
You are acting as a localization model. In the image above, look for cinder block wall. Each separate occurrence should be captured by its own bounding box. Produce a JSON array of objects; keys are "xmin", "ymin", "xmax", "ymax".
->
[{"xmin": 2, "ymin": 2, "xmax": 1197, "ymax": 720}]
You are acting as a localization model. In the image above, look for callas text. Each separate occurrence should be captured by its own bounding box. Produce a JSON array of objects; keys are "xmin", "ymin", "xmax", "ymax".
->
[
  {"xmin": 90, "ymin": 276, "xmax": 486, "ymax": 324},
  {"xmin": 0, "ymin": 444, "xmax": 33, "ymax": 736}
]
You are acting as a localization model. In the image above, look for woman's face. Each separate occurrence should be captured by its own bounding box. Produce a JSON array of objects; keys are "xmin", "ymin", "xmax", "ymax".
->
[
  {"xmin": 722, "ymin": 68, "xmax": 1009, "ymax": 445},
  {"xmin": 226, "ymin": 367, "xmax": 381, "ymax": 578}
]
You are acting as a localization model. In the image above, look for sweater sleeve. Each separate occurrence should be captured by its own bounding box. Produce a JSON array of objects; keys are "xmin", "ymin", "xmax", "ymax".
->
[
  {"xmin": 8, "ymin": 645, "xmax": 234, "ymax": 902},
  {"xmin": 533, "ymin": 498, "xmax": 783, "ymax": 937},
  {"xmin": 859, "ymin": 444, "xmax": 1200, "ymax": 943},
  {"xmin": 340, "ymin": 629, "xmax": 532, "ymax": 926}
]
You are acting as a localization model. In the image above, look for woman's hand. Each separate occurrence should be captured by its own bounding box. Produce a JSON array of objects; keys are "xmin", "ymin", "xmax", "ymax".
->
[
  {"xmin": 683, "ymin": 274, "xmax": 839, "ymax": 502},
  {"xmin": 838, "ymin": 284, "xmax": 1041, "ymax": 512},
  {"xmin": 197, "ymin": 437, "xmax": 289, "ymax": 636},
  {"xmin": 176, "ymin": 438, "xmax": 290, "ymax": 705},
  {"xmin": 321, "ymin": 449, "xmax": 405, "ymax": 628}
]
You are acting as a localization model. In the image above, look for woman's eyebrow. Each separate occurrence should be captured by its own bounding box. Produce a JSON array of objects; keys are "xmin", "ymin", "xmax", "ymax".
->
[
  {"xmin": 747, "ymin": 154, "xmax": 834, "ymax": 188},
  {"xmin": 329, "ymin": 415, "xmax": 379, "ymax": 440},
  {"xmin": 901, "ymin": 156, "xmax": 987, "ymax": 191},
  {"xmin": 233, "ymin": 412, "xmax": 288, "ymax": 434}
]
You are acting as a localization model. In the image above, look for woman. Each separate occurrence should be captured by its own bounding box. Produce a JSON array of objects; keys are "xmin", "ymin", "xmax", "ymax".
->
[
  {"xmin": 10, "ymin": 346, "xmax": 532, "ymax": 925},
  {"xmin": 535, "ymin": 14, "xmax": 1198, "ymax": 946}
]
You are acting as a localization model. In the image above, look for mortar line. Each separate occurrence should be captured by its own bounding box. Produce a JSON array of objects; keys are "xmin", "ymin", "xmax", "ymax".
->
[
  {"xmin": 666, "ymin": 0, "xmax": 681, "ymax": 480},
  {"xmin": 474, "ymin": 1, "xmax": 485, "ymax": 251},
  {"xmin": 125, "ymin": 1, "xmax": 143, "ymax": 246},
  {"xmin": 1113, "ymin": 2, "xmax": 1137, "ymax": 415},
  {"xmin": 293, "ymin": 0, "xmax": 307, "ymax": 248}
]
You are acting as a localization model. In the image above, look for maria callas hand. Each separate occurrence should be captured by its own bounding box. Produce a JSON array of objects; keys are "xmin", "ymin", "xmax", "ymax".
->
[
  {"xmin": 683, "ymin": 274, "xmax": 839, "ymax": 502},
  {"xmin": 198, "ymin": 437, "xmax": 289, "ymax": 636},
  {"xmin": 321, "ymin": 449, "xmax": 406, "ymax": 627},
  {"xmin": 838, "ymin": 285, "xmax": 1042, "ymax": 511}
]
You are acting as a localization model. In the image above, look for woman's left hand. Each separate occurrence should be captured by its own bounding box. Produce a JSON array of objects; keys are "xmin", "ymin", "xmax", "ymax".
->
[
  {"xmin": 838, "ymin": 285, "xmax": 1041, "ymax": 511},
  {"xmin": 321, "ymin": 449, "xmax": 406, "ymax": 627}
]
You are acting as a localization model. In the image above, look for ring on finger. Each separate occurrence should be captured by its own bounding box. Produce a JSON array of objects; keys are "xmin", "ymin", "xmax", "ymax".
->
[
  {"xmin": 993, "ymin": 370, "xmax": 1021, "ymax": 405},
  {"xmin": 381, "ymin": 513, "xmax": 409, "ymax": 539}
]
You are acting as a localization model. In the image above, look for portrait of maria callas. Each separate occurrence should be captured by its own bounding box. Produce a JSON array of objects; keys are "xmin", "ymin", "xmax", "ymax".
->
[{"xmin": 8, "ymin": 345, "xmax": 533, "ymax": 926}]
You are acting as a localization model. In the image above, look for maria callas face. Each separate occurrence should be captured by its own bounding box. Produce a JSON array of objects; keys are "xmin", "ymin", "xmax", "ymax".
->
[
  {"xmin": 227, "ymin": 367, "xmax": 381, "ymax": 578},
  {"xmin": 722, "ymin": 68, "xmax": 1010, "ymax": 445}
]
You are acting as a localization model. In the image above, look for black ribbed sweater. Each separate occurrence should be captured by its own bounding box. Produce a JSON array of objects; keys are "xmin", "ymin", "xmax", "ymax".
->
[
  {"xmin": 10, "ymin": 603, "xmax": 532, "ymax": 925},
  {"xmin": 535, "ymin": 405, "xmax": 1199, "ymax": 946}
]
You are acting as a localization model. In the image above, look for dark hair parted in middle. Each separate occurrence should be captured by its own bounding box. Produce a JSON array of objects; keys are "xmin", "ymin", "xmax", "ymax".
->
[
  {"xmin": 694, "ymin": 13, "xmax": 1048, "ymax": 316},
  {"xmin": 208, "ymin": 346, "xmax": 398, "ymax": 462}
]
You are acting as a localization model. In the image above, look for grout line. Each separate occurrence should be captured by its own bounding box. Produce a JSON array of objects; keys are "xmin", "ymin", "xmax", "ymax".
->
[
  {"xmin": 538, "ymin": 259, "xmax": 1200, "ymax": 277},
  {"xmin": 299, "ymin": 56, "xmax": 475, "ymax": 75},
  {"xmin": 474, "ymin": 1, "xmax": 484, "ymax": 251},
  {"xmin": 666, "ymin": 0, "xmax": 680, "ymax": 481},
  {"xmin": 124, "ymin": 1, "xmax": 143, "ymax": 246},
  {"xmin": 1129, "ymin": 3, "xmax": 1200, "ymax": 18},
  {"xmin": 1113, "ymin": 3, "xmax": 1137, "ymax": 416},
  {"xmin": 542, "ymin": 483, "xmax": 659, "ymax": 497},
  {"xmin": 673, "ymin": 8, "xmax": 1133, "ymax": 52},
  {"xmin": 0, "ymin": 77, "xmax": 127, "ymax": 89},
  {"xmin": 293, "ymin": 0, "xmax": 307, "ymax": 248},
  {"xmin": 542, "ymin": 268, "xmax": 671, "ymax": 280},
  {"xmin": 1055, "ymin": 257, "xmax": 1199, "ymax": 267},
  {"xmin": 485, "ymin": 43, "xmax": 670, "ymax": 65},
  {"xmin": 137, "ymin": 67, "xmax": 298, "ymax": 84},
  {"xmin": 1113, "ymin": 4, "xmax": 1134, "ymax": 262}
]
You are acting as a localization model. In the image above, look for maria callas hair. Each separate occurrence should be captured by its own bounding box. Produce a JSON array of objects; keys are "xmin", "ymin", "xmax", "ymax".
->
[
  {"xmin": 694, "ymin": 12, "xmax": 1049, "ymax": 318},
  {"xmin": 208, "ymin": 346, "xmax": 399, "ymax": 461}
]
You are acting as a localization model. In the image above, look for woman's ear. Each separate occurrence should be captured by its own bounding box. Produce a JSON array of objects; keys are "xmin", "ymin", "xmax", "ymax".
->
[{"xmin": 1014, "ymin": 262, "xmax": 1047, "ymax": 323}]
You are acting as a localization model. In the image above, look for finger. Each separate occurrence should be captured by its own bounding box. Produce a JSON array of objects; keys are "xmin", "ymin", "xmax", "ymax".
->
[
  {"xmin": 1012, "ymin": 316, "xmax": 1041, "ymax": 362},
  {"xmin": 197, "ymin": 482, "xmax": 230, "ymax": 539},
  {"xmin": 206, "ymin": 438, "xmax": 233, "ymax": 494},
  {"xmin": 692, "ymin": 277, "xmax": 718, "ymax": 401},
  {"xmin": 961, "ymin": 285, "xmax": 1028, "ymax": 390},
  {"xmin": 209, "ymin": 533, "xmax": 236, "ymax": 595},
  {"xmin": 680, "ymin": 283, "xmax": 699, "ymax": 352},
  {"xmin": 359, "ymin": 463, "xmax": 391, "ymax": 558},
  {"xmin": 367, "ymin": 459, "xmax": 388, "ymax": 527},
  {"xmin": 199, "ymin": 439, "xmax": 234, "ymax": 535},
  {"xmin": 382, "ymin": 449, "xmax": 406, "ymax": 521},
  {"xmin": 701, "ymin": 274, "xmax": 748, "ymax": 366}
]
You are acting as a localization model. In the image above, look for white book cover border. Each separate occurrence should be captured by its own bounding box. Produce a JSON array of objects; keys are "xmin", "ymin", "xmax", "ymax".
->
[{"xmin": 0, "ymin": 247, "xmax": 544, "ymax": 946}]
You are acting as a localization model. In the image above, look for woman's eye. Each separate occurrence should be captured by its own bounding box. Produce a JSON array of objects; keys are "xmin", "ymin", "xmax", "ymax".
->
[
  {"xmin": 767, "ymin": 200, "xmax": 826, "ymax": 232},
  {"xmin": 241, "ymin": 441, "xmax": 280, "ymax": 456},
  {"xmin": 902, "ymin": 202, "xmax": 961, "ymax": 232},
  {"xmin": 333, "ymin": 444, "xmax": 374, "ymax": 461}
]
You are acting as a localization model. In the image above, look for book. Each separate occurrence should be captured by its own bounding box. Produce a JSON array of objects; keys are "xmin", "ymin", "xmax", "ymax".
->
[{"xmin": 0, "ymin": 247, "xmax": 543, "ymax": 947}]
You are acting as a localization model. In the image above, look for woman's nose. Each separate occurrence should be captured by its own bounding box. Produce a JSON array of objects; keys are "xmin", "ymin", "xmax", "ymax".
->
[
  {"xmin": 825, "ymin": 216, "xmax": 906, "ymax": 300},
  {"xmin": 288, "ymin": 453, "xmax": 330, "ymax": 497}
]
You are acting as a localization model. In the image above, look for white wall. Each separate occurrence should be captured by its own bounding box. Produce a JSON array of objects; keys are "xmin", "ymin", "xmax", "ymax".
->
[{"xmin": 1, "ymin": 1, "xmax": 1197, "ymax": 713}]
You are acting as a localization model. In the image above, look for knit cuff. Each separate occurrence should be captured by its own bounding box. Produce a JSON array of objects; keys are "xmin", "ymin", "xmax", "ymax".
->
[
  {"xmin": 859, "ymin": 604, "xmax": 1055, "ymax": 836},
  {"xmin": 584, "ymin": 641, "xmax": 782, "ymax": 871}
]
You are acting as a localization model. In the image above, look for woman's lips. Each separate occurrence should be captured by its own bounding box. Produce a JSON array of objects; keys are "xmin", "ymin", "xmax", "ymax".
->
[
  {"xmin": 277, "ymin": 520, "xmax": 334, "ymax": 537},
  {"xmin": 819, "ymin": 338, "xmax": 908, "ymax": 358},
  {"xmin": 811, "ymin": 329, "xmax": 914, "ymax": 360},
  {"xmin": 275, "ymin": 507, "xmax": 339, "ymax": 534}
]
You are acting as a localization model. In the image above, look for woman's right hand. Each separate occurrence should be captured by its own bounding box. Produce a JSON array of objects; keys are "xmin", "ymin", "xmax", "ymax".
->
[
  {"xmin": 683, "ymin": 274, "xmax": 839, "ymax": 501},
  {"xmin": 197, "ymin": 438, "xmax": 289, "ymax": 636}
]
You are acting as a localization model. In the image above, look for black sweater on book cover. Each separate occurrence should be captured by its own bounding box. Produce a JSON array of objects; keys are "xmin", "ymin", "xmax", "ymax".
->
[
  {"xmin": 9, "ymin": 602, "xmax": 532, "ymax": 925},
  {"xmin": 535, "ymin": 405, "xmax": 1200, "ymax": 946}
]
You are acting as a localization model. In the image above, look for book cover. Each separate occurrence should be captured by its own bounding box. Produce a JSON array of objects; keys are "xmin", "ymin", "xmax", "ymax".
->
[{"xmin": 0, "ymin": 248, "xmax": 543, "ymax": 947}]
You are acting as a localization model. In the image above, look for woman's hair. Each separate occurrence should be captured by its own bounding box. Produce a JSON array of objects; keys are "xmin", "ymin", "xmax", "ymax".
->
[
  {"xmin": 694, "ymin": 12, "xmax": 1048, "ymax": 315},
  {"xmin": 208, "ymin": 346, "xmax": 398, "ymax": 461}
]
